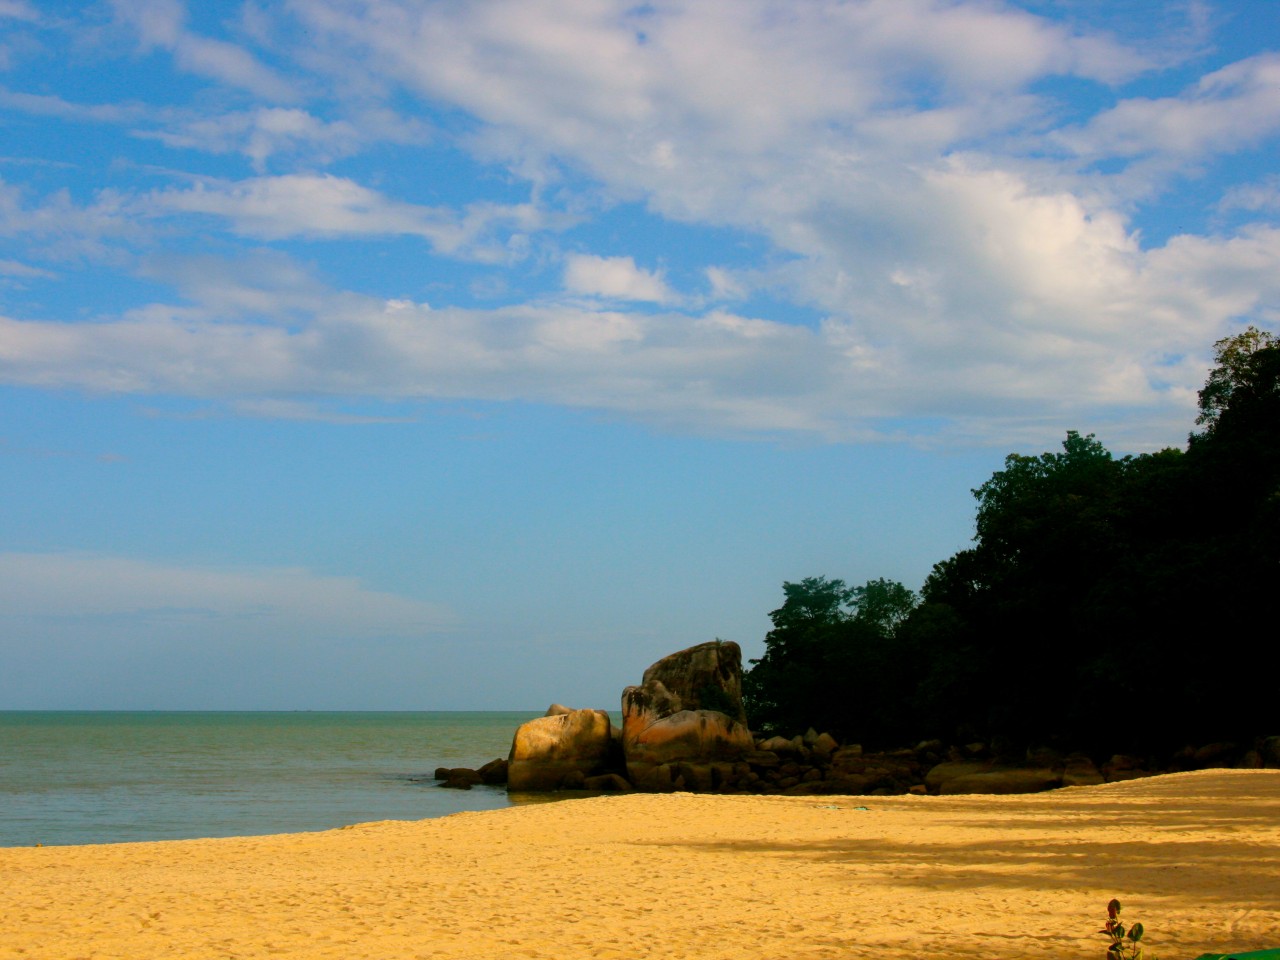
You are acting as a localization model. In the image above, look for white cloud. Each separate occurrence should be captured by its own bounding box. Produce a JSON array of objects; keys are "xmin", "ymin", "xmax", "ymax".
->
[
  {"xmin": 286, "ymin": 0, "xmax": 1141, "ymax": 208},
  {"xmin": 135, "ymin": 106, "xmax": 429, "ymax": 171},
  {"xmin": 1061, "ymin": 53, "xmax": 1280, "ymax": 160},
  {"xmin": 0, "ymin": 552, "xmax": 454, "ymax": 638},
  {"xmin": 0, "ymin": 178, "xmax": 142, "ymax": 260},
  {"xmin": 2, "ymin": 1, "xmax": 1275, "ymax": 449},
  {"xmin": 112, "ymin": 0, "xmax": 296, "ymax": 102},
  {"xmin": 0, "ymin": 257, "xmax": 53, "ymax": 278},
  {"xmin": 563, "ymin": 253, "xmax": 673, "ymax": 303},
  {"xmin": 6, "ymin": 221, "xmax": 1273, "ymax": 447},
  {"xmin": 146, "ymin": 174, "xmax": 552, "ymax": 261},
  {"xmin": 1218, "ymin": 176, "xmax": 1280, "ymax": 214},
  {"xmin": 149, "ymin": 174, "xmax": 423, "ymax": 238},
  {"xmin": 0, "ymin": 0, "xmax": 38, "ymax": 21},
  {"xmin": 0, "ymin": 88, "xmax": 148, "ymax": 124}
]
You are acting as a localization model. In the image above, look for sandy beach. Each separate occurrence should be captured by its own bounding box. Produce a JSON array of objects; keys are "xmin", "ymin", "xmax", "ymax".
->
[{"xmin": 2, "ymin": 769, "xmax": 1278, "ymax": 960}]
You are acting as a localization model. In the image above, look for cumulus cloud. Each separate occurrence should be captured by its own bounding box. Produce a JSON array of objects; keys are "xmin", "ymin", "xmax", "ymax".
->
[
  {"xmin": 2, "ymin": 0, "xmax": 1276, "ymax": 449},
  {"xmin": 563, "ymin": 253, "xmax": 673, "ymax": 303},
  {"xmin": 1060, "ymin": 53, "xmax": 1280, "ymax": 161},
  {"xmin": 8, "ymin": 218, "xmax": 1273, "ymax": 447},
  {"xmin": 266, "ymin": 0, "xmax": 1275, "ymax": 445}
]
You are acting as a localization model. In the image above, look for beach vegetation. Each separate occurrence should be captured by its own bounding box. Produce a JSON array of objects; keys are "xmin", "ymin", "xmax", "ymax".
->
[{"xmin": 1102, "ymin": 898, "xmax": 1149, "ymax": 960}]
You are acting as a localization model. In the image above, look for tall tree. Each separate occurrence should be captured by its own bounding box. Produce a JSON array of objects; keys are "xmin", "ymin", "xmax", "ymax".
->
[
  {"xmin": 1192, "ymin": 326, "xmax": 1280, "ymax": 441},
  {"xmin": 743, "ymin": 576, "xmax": 918, "ymax": 744}
]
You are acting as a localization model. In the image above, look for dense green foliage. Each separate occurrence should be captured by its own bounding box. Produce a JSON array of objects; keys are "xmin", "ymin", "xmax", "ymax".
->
[
  {"xmin": 744, "ymin": 328, "xmax": 1280, "ymax": 755},
  {"xmin": 742, "ymin": 577, "xmax": 919, "ymax": 743}
]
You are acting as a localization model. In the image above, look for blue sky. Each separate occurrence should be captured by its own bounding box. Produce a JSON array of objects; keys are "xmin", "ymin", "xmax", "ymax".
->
[{"xmin": 1, "ymin": 0, "xmax": 1277, "ymax": 710}]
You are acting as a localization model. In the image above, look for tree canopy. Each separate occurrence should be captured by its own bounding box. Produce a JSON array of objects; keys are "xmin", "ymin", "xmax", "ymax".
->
[
  {"xmin": 744, "ymin": 328, "xmax": 1280, "ymax": 758},
  {"xmin": 743, "ymin": 576, "xmax": 919, "ymax": 745}
]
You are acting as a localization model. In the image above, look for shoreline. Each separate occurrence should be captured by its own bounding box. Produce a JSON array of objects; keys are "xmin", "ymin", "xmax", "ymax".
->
[{"xmin": 3, "ymin": 769, "xmax": 1278, "ymax": 959}]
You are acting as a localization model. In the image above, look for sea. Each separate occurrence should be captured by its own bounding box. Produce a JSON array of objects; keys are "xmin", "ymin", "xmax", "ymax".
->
[{"xmin": 0, "ymin": 711, "xmax": 552, "ymax": 849}]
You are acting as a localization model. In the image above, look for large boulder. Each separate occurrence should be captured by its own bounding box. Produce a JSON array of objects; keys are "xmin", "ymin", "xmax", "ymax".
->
[
  {"xmin": 622, "ymin": 640, "xmax": 755, "ymax": 790},
  {"xmin": 627, "ymin": 639, "xmax": 749, "ymax": 723},
  {"xmin": 507, "ymin": 708, "xmax": 614, "ymax": 791}
]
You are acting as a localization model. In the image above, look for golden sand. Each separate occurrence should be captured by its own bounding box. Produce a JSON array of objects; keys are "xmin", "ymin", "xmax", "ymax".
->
[{"xmin": 2, "ymin": 769, "xmax": 1278, "ymax": 960}]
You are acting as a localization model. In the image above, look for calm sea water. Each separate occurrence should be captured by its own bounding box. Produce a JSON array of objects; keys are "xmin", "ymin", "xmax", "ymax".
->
[{"xmin": 0, "ymin": 711, "xmax": 544, "ymax": 848}]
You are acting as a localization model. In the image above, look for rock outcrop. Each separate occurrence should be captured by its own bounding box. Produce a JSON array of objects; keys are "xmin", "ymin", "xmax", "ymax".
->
[
  {"xmin": 621, "ymin": 640, "xmax": 755, "ymax": 791},
  {"xmin": 507, "ymin": 707, "xmax": 615, "ymax": 791},
  {"xmin": 492, "ymin": 639, "xmax": 1280, "ymax": 797}
]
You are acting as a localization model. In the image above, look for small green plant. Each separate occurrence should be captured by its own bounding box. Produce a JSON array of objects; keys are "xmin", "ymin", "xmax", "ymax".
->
[{"xmin": 1101, "ymin": 898, "xmax": 1150, "ymax": 960}]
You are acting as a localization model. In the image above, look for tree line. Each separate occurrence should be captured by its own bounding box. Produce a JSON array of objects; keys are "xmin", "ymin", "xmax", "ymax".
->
[{"xmin": 743, "ymin": 328, "xmax": 1279, "ymax": 758}]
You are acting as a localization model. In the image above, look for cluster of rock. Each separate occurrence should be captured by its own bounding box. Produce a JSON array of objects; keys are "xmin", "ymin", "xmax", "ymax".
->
[
  {"xmin": 501, "ymin": 639, "xmax": 755, "ymax": 792},
  {"xmin": 434, "ymin": 640, "xmax": 1280, "ymax": 796},
  {"xmin": 434, "ymin": 757, "xmax": 508, "ymax": 790}
]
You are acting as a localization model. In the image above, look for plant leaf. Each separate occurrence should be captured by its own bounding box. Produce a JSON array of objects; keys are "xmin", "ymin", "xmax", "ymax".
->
[
  {"xmin": 1129, "ymin": 922, "xmax": 1144, "ymax": 942},
  {"xmin": 1109, "ymin": 899, "xmax": 1122, "ymax": 919}
]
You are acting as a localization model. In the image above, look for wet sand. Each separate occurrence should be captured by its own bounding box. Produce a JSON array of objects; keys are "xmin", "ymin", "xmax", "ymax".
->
[{"xmin": 2, "ymin": 769, "xmax": 1278, "ymax": 959}]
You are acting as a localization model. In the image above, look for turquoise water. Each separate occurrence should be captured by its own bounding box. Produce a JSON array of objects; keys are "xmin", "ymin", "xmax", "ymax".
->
[{"xmin": 0, "ymin": 711, "xmax": 541, "ymax": 848}]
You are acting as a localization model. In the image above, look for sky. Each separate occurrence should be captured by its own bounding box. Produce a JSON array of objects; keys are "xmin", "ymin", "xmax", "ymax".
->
[{"xmin": 1, "ymin": 0, "xmax": 1278, "ymax": 711}]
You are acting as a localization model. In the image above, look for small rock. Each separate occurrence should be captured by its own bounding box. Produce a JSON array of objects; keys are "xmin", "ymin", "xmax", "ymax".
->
[
  {"xmin": 812, "ymin": 732, "xmax": 839, "ymax": 757},
  {"xmin": 758, "ymin": 735, "xmax": 798, "ymax": 754},
  {"xmin": 439, "ymin": 768, "xmax": 482, "ymax": 790}
]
